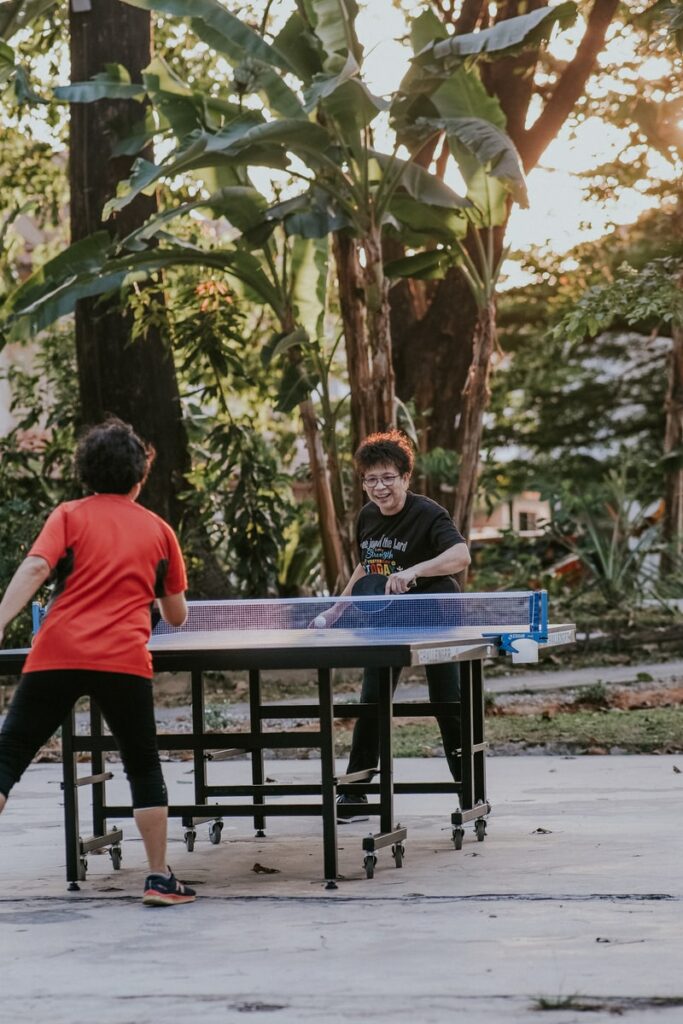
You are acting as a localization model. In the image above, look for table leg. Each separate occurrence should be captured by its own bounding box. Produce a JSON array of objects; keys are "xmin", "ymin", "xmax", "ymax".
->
[
  {"xmin": 249, "ymin": 669, "xmax": 266, "ymax": 836},
  {"xmin": 472, "ymin": 659, "xmax": 487, "ymax": 807},
  {"xmin": 377, "ymin": 666, "xmax": 394, "ymax": 835},
  {"xmin": 191, "ymin": 670, "xmax": 207, "ymax": 806},
  {"xmin": 318, "ymin": 668, "xmax": 338, "ymax": 889},
  {"xmin": 90, "ymin": 700, "xmax": 105, "ymax": 838},
  {"xmin": 61, "ymin": 708, "xmax": 84, "ymax": 890},
  {"xmin": 459, "ymin": 661, "xmax": 474, "ymax": 811}
]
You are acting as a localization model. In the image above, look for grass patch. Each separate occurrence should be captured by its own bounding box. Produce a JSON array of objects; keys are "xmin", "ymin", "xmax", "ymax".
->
[
  {"xmin": 486, "ymin": 705, "xmax": 683, "ymax": 752},
  {"xmin": 329, "ymin": 706, "xmax": 683, "ymax": 756}
]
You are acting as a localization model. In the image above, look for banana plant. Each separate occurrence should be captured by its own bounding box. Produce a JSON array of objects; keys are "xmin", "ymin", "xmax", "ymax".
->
[
  {"xmin": 382, "ymin": 4, "xmax": 575, "ymax": 542},
  {"xmin": 1, "ymin": 0, "xmax": 575, "ymax": 555}
]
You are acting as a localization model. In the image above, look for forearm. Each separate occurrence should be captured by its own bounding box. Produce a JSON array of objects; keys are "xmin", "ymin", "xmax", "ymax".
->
[
  {"xmin": 340, "ymin": 563, "xmax": 366, "ymax": 597},
  {"xmin": 312, "ymin": 564, "xmax": 365, "ymax": 628},
  {"xmin": 411, "ymin": 543, "xmax": 471, "ymax": 580},
  {"xmin": 0, "ymin": 556, "xmax": 51, "ymax": 636}
]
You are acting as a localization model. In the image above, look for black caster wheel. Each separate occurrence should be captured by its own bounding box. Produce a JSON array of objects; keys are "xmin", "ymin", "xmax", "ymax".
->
[
  {"xmin": 392, "ymin": 843, "xmax": 405, "ymax": 868},
  {"xmin": 452, "ymin": 827, "xmax": 464, "ymax": 851},
  {"xmin": 209, "ymin": 821, "xmax": 223, "ymax": 845},
  {"xmin": 475, "ymin": 819, "xmax": 487, "ymax": 842},
  {"xmin": 363, "ymin": 854, "xmax": 377, "ymax": 879},
  {"xmin": 110, "ymin": 845, "xmax": 122, "ymax": 870},
  {"xmin": 184, "ymin": 829, "xmax": 196, "ymax": 852}
]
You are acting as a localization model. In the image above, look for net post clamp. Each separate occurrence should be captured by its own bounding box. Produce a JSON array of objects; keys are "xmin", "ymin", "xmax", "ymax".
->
[{"xmin": 483, "ymin": 629, "xmax": 548, "ymax": 664}]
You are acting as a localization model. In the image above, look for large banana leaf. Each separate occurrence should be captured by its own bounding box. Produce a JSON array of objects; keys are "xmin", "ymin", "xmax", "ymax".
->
[
  {"xmin": 265, "ymin": 189, "xmax": 352, "ymax": 238},
  {"xmin": 2, "ymin": 238, "xmax": 285, "ymax": 338},
  {"xmin": 385, "ymin": 194, "xmax": 468, "ymax": 244},
  {"xmin": 273, "ymin": 11, "xmax": 324, "ymax": 83},
  {"xmin": 0, "ymin": 0, "xmax": 58, "ymax": 40},
  {"xmin": 120, "ymin": 186, "xmax": 270, "ymax": 251},
  {"xmin": 370, "ymin": 151, "xmax": 470, "ymax": 210},
  {"xmin": 303, "ymin": 50, "xmax": 358, "ymax": 110},
  {"xmin": 122, "ymin": 0, "xmax": 294, "ymax": 72},
  {"xmin": 409, "ymin": 8, "xmax": 448, "ymax": 53},
  {"xmin": 2, "ymin": 232, "xmax": 114, "ymax": 319},
  {"xmin": 415, "ymin": 3, "xmax": 577, "ymax": 70},
  {"xmin": 122, "ymin": 0, "xmax": 306, "ymax": 119},
  {"xmin": 306, "ymin": 0, "xmax": 363, "ymax": 68},
  {"xmin": 409, "ymin": 115, "xmax": 527, "ymax": 208},
  {"xmin": 290, "ymin": 236, "xmax": 328, "ymax": 342},
  {"xmin": 104, "ymin": 118, "xmax": 343, "ymax": 218},
  {"xmin": 54, "ymin": 64, "xmax": 145, "ymax": 102},
  {"xmin": 384, "ymin": 248, "xmax": 452, "ymax": 280},
  {"xmin": 395, "ymin": 48, "xmax": 519, "ymax": 224},
  {"xmin": 57, "ymin": 58, "xmax": 245, "ymax": 150},
  {"xmin": 0, "ymin": 37, "xmax": 42, "ymax": 103},
  {"xmin": 0, "ymin": 38, "xmax": 15, "ymax": 84}
]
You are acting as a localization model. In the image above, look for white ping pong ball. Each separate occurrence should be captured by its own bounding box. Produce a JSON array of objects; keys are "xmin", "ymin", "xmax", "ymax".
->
[{"xmin": 313, "ymin": 615, "xmax": 327, "ymax": 628}]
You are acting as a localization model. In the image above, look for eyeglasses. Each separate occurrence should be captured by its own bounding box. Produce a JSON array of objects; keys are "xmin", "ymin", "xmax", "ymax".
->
[{"xmin": 362, "ymin": 474, "xmax": 401, "ymax": 489}]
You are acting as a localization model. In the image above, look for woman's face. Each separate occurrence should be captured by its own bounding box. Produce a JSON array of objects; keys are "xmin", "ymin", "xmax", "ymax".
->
[{"xmin": 361, "ymin": 461, "xmax": 410, "ymax": 515}]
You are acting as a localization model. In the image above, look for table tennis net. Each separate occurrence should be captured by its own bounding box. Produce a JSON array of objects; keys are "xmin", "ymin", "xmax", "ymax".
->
[{"xmin": 152, "ymin": 591, "xmax": 547, "ymax": 636}]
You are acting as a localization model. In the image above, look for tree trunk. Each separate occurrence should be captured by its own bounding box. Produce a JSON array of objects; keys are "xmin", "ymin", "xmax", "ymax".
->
[
  {"xmin": 363, "ymin": 223, "xmax": 395, "ymax": 433},
  {"xmin": 394, "ymin": 265, "xmax": 480, "ymax": 452},
  {"xmin": 662, "ymin": 318, "xmax": 683, "ymax": 568},
  {"xmin": 333, "ymin": 227, "xmax": 397, "ymax": 527},
  {"xmin": 298, "ymin": 396, "xmax": 351, "ymax": 590},
  {"xmin": 452, "ymin": 299, "xmax": 497, "ymax": 544},
  {"xmin": 69, "ymin": 0, "xmax": 189, "ymax": 527},
  {"xmin": 279, "ymin": 306, "xmax": 351, "ymax": 590},
  {"xmin": 332, "ymin": 230, "xmax": 372, "ymax": 451}
]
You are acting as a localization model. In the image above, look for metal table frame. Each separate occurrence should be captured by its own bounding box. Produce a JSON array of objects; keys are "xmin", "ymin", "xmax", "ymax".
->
[{"xmin": 0, "ymin": 635, "xmax": 500, "ymax": 890}]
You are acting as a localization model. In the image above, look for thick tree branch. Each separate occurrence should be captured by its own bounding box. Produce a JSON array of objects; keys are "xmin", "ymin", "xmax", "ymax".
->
[
  {"xmin": 518, "ymin": 0, "xmax": 619, "ymax": 171},
  {"xmin": 455, "ymin": 0, "xmax": 486, "ymax": 35}
]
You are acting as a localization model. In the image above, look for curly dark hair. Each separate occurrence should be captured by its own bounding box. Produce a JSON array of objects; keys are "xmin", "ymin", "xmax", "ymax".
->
[
  {"xmin": 354, "ymin": 429, "xmax": 414, "ymax": 478},
  {"xmin": 74, "ymin": 418, "xmax": 155, "ymax": 495}
]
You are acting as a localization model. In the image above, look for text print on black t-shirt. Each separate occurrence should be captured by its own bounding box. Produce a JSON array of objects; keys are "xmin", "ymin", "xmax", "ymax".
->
[
  {"xmin": 360, "ymin": 536, "xmax": 407, "ymax": 577},
  {"xmin": 356, "ymin": 492, "xmax": 465, "ymax": 593}
]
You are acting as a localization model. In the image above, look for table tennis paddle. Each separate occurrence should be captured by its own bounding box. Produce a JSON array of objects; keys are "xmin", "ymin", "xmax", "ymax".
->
[
  {"xmin": 351, "ymin": 573, "xmax": 418, "ymax": 615},
  {"xmin": 351, "ymin": 573, "xmax": 392, "ymax": 612}
]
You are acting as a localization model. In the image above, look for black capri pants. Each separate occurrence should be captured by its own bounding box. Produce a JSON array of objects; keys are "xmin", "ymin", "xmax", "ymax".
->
[{"xmin": 0, "ymin": 670, "xmax": 167, "ymax": 808}]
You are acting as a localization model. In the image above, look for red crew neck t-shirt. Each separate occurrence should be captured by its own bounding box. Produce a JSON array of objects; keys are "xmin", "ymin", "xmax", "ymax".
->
[{"xmin": 23, "ymin": 494, "xmax": 187, "ymax": 679}]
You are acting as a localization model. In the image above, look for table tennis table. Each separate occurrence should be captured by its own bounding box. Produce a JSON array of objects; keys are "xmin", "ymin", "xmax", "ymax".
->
[{"xmin": 0, "ymin": 590, "xmax": 575, "ymax": 890}]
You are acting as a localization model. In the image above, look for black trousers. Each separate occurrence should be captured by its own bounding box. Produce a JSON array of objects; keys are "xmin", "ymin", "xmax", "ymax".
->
[
  {"xmin": 0, "ymin": 670, "xmax": 167, "ymax": 807},
  {"xmin": 342, "ymin": 662, "xmax": 461, "ymax": 794}
]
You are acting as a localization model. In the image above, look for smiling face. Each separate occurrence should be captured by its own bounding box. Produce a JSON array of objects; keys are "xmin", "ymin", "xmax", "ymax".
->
[{"xmin": 362, "ymin": 461, "xmax": 410, "ymax": 515}]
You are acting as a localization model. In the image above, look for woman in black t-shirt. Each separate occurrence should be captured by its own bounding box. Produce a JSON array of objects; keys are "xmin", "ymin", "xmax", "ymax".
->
[{"xmin": 336, "ymin": 430, "xmax": 470, "ymax": 822}]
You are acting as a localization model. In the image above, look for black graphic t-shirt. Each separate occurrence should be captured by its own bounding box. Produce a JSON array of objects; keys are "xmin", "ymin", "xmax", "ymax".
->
[{"xmin": 356, "ymin": 492, "xmax": 465, "ymax": 593}]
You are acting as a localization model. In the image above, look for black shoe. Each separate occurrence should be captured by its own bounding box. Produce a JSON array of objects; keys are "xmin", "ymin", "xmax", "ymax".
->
[
  {"xmin": 142, "ymin": 869, "xmax": 196, "ymax": 907},
  {"xmin": 336, "ymin": 793, "xmax": 369, "ymax": 823}
]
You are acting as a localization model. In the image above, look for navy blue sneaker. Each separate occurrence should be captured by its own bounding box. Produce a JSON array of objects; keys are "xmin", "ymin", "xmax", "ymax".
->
[
  {"xmin": 143, "ymin": 870, "xmax": 196, "ymax": 907},
  {"xmin": 336, "ymin": 793, "xmax": 369, "ymax": 823}
]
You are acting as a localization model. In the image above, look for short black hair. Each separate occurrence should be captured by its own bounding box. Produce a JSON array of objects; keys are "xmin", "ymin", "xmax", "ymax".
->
[
  {"xmin": 354, "ymin": 429, "xmax": 414, "ymax": 477},
  {"xmin": 74, "ymin": 418, "xmax": 155, "ymax": 495}
]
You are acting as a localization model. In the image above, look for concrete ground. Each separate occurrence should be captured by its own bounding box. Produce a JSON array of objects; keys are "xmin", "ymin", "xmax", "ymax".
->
[{"xmin": 1, "ymin": 754, "xmax": 682, "ymax": 1023}]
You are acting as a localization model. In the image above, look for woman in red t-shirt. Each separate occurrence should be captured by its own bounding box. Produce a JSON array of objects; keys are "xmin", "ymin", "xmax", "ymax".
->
[{"xmin": 0, "ymin": 419, "xmax": 195, "ymax": 906}]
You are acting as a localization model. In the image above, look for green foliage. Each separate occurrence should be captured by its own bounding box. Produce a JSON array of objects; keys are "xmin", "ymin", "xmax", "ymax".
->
[
  {"xmin": 555, "ymin": 257, "xmax": 683, "ymax": 343},
  {"xmin": 182, "ymin": 419, "xmax": 295, "ymax": 597},
  {"xmin": 470, "ymin": 530, "xmax": 551, "ymax": 593},
  {"xmin": 0, "ymin": 326, "xmax": 79, "ymax": 646},
  {"xmin": 573, "ymin": 681, "xmax": 609, "ymax": 707},
  {"xmin": 487, "ymin": 214, "xmax": 679, "ymax": 498},
  {"xmin": 415, "ymin": 446, "xmax": 459, "ymax": 494},
  {"xmin": 128, "ymin": 266, "xmax": 303, "ymax": 595},
  {"xmin": 550, "ymin": 462, "xmax": 660, "ymax": 611}
]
